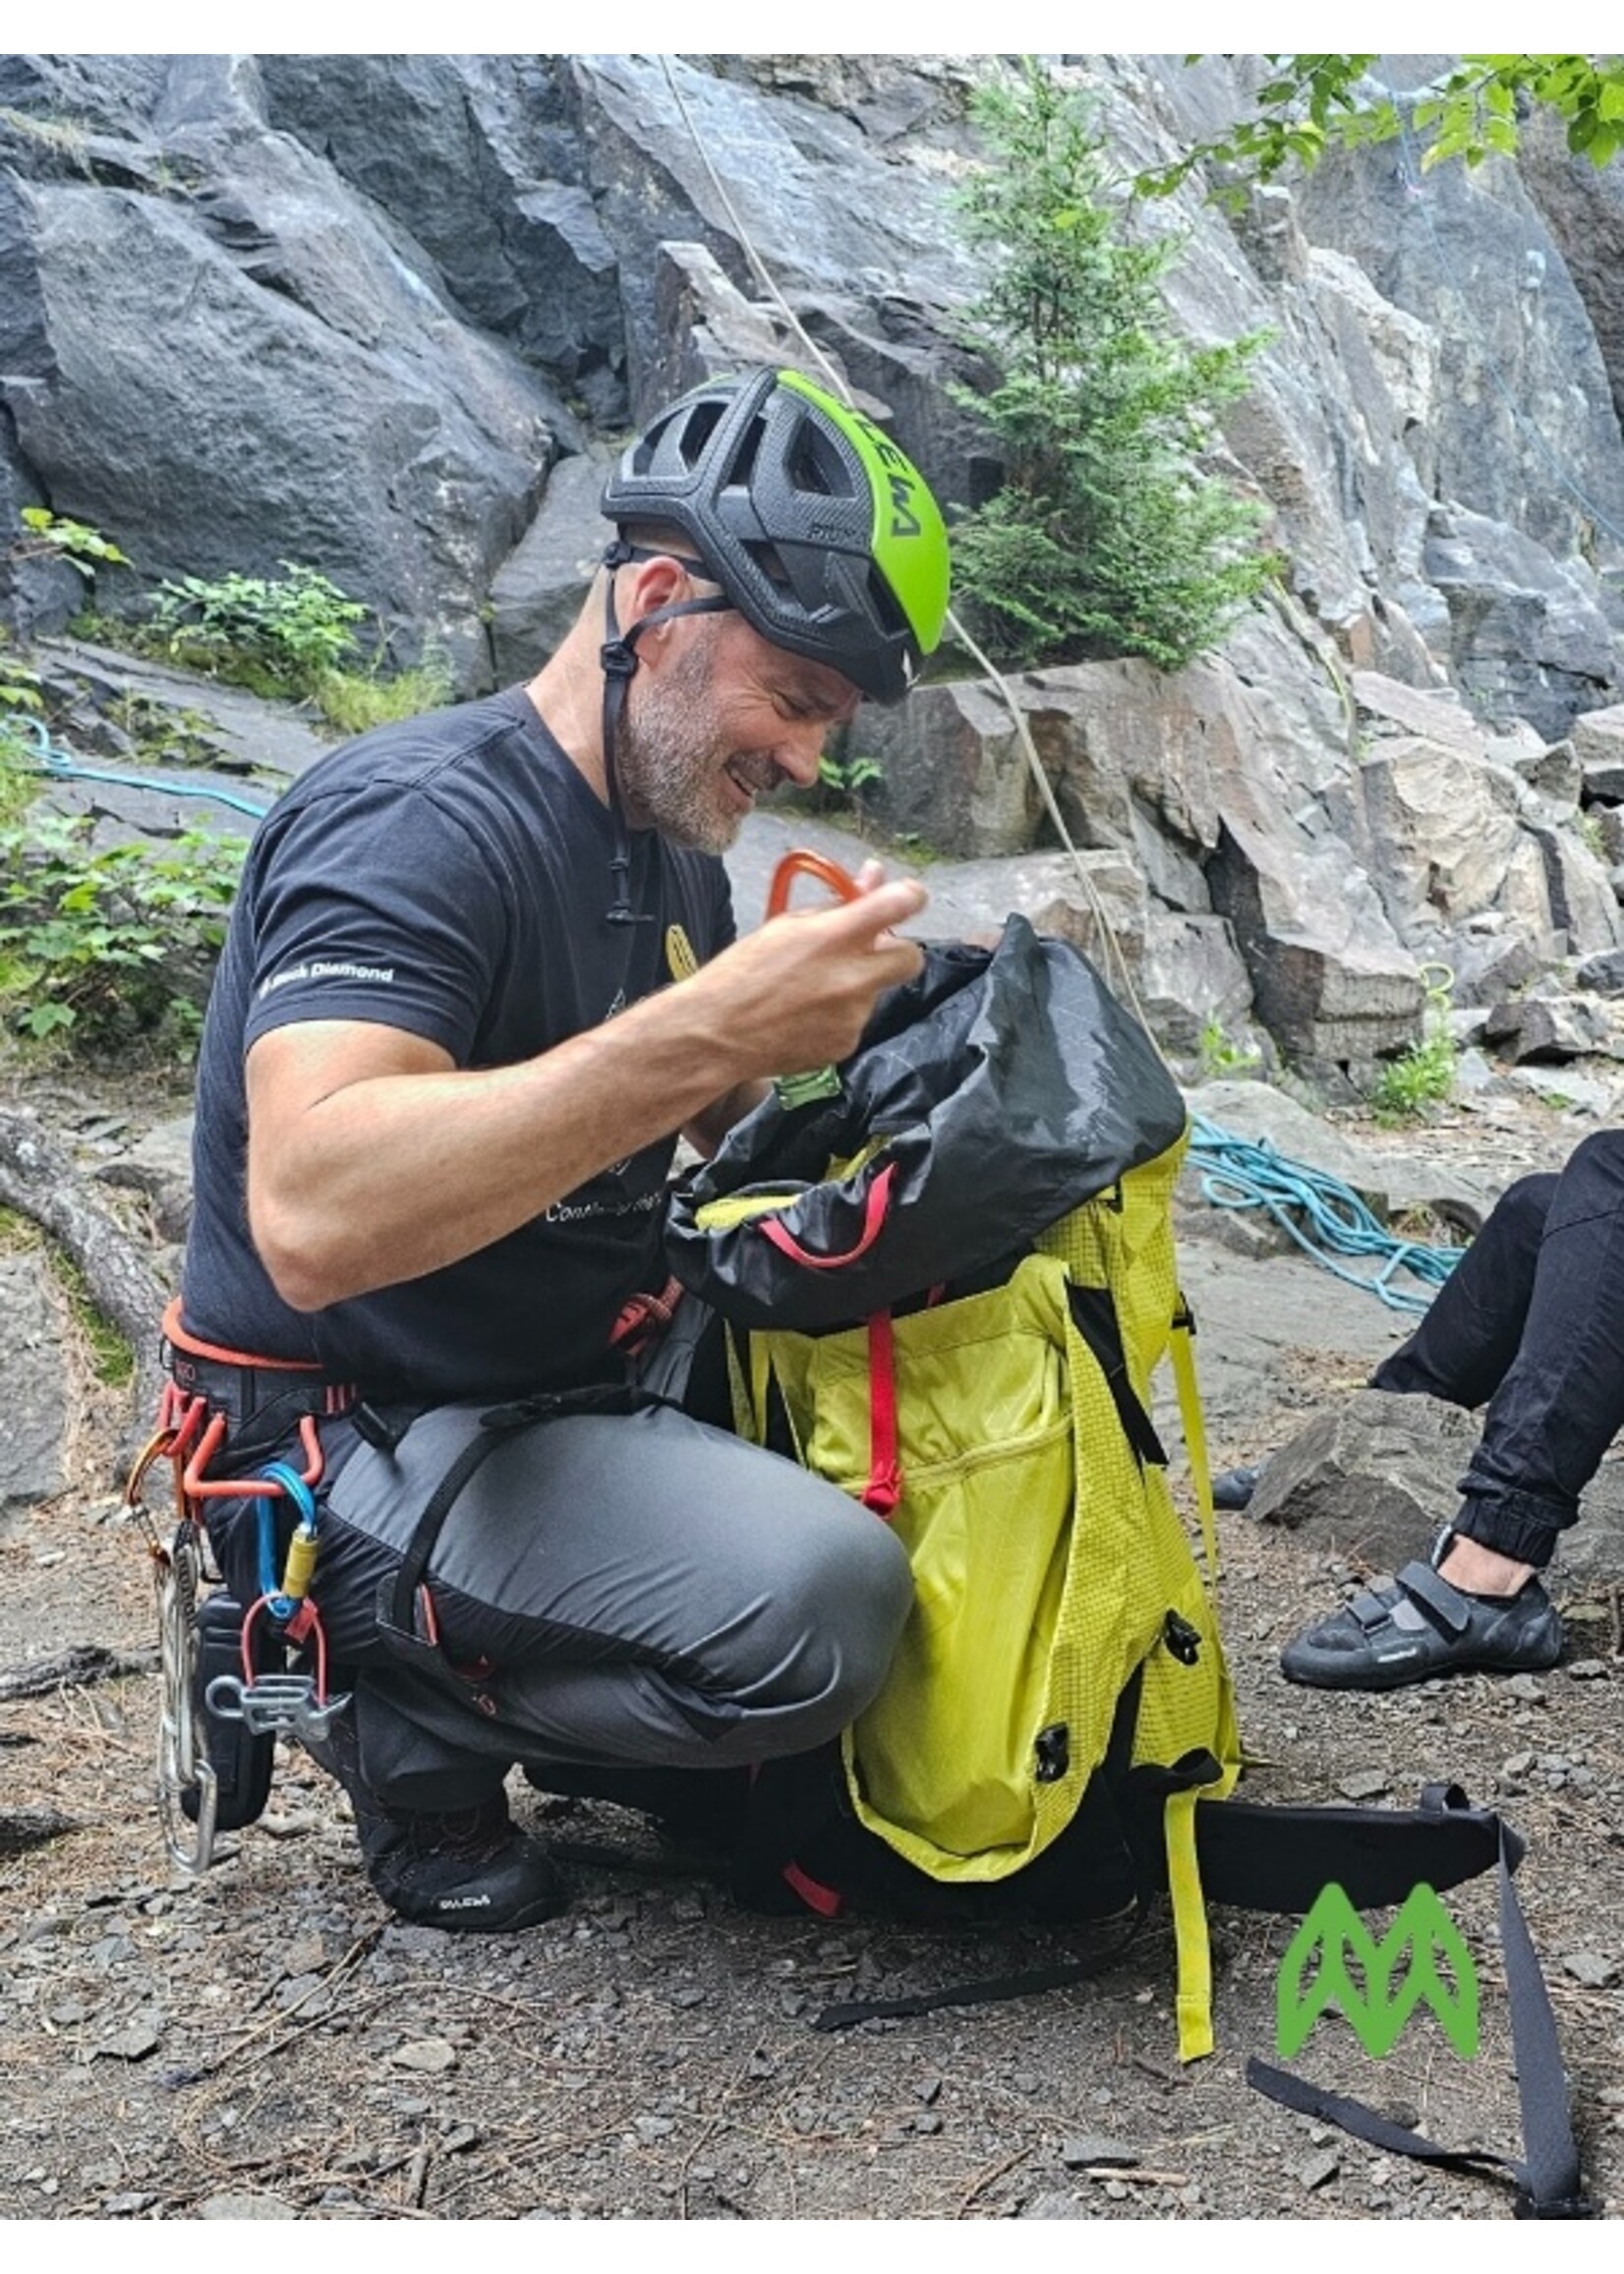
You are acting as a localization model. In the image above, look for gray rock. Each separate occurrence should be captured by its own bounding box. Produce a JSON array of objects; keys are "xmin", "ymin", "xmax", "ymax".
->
[
  {"xmin": 260, "ymin": 56, "xmax": 623, "ymax": 406},
  {"xmin": 0, "ymin": 1252, "xmax": 73, "ymax": 1523},
  {"xmin": 1060, "ymin": 2134, "xmax": 1139, "ymax": 2169},
  {"xmin": 1351, "ymin": 670, "xmax": 1491, "ymax": 756},
  {"xmin": 389, "ymin": 2036, "xmax": 458, "ymax": 2074},
  {"xmin": 93, "ymin": 2017, "xmax": 160, "ymax": 2061},
  {"xmin": 1566, "ymin": 1659, "xmax": 1613, "ymax": 1681},
  {"xmin": 1561, "ymin": 1951, "xmax": 1619, "ymax": 1989},
  {"xmin": 94, "ymin": 1114, "xmax": 196, "ymax": 1243},
  {"xmin": 1337, "ymin": 1771, "xmax": 1391, "ymax": 1803},
  {"xmin": 1359, "ymin": 736, "xmax": 1532, "ymax": 933},
  {"xmin": 1020, "ymin": 2190, "xmax": 1083, "ymax": 2219},
  {"xmin": 1573, "ymin": 701, "xmax": 1624, "ymax": 787},
  {"xmin": 1504, "ymin": 1065, "xmax": 1618, "ymax": 1117},
  {"xmin": 1248, "ymin": 1389, "xmax": 1479, "ymax": 1570},
  {"xmin": 197, "ymin": 2191, "xmax": 300, "ymax": 2219},
  {"xmin": 488, "ymin": 450, "xmax": 615, "ymax": 688},
  {"xmin": 1578, "ymin": 948, "xmax": 1624, "ymax": 996},
  {"xmin": 646, "ymin": 239, "xmax": 810, "ymax": 413},
  {"xmin": 1517, "ymin": 739, "xmax": 1584, "ymax": 803},
  {"xmin": 1301, "ymin": 137, "xmax": 1624, "ymax": 580},
  {"xmin": 1183, "ymin": 1079, "xmax": 1374, "ymax": 1192},
  {"xmin": 1, "ymin": 62, "xmax": 562, "ymax": 688},
  {"xmin": 1420, "ymin": 510, "xmax": 1624, "ymax": 745},
  {"xmin": 1482, "ymin": 994, "xmax": 1612, "ymax": 1064},
  {"xmin": 1297, "ymin": 2150, "xmax": 1341, "ymax": 2191}
]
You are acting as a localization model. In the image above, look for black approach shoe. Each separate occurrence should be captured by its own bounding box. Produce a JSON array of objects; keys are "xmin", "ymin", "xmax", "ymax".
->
[
  {"xmin": 304, "ymin": 1715, "xmax": 567, "ymax": 1932},
  {"xmin": 1280, "ymin": 1558, "xmax": 1563, "ymax": 1693},
  {"xmin": 358, "ymin": 1792, "xmax": 569, "ymax": 1933}
]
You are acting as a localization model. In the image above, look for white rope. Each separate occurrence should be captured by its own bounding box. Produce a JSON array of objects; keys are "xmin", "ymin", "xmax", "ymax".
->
[
  {"xmin": 657, "ymin": 54, "xmax": 1153, "ymax": 1032},
  {"xmin": 658, "ymin": 57, "xmax": 849, "ymax": 402}
]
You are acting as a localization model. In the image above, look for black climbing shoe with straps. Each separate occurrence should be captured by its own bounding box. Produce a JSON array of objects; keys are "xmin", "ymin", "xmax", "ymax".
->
[{"xmin": 1280, "ymin": 1558, "xmax": 1563, "ymax": 1693}]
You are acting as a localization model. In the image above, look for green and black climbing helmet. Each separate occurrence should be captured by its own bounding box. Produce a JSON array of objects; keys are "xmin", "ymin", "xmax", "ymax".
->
[{"xmin": 600, "ymin": 367, "xmax": 950, "ymax": 704}]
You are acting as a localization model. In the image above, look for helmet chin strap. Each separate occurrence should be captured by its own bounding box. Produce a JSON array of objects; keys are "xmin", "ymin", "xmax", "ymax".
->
[{"xmin": 599, "ymin": 541, "xmax": 733, "ymax": 925}]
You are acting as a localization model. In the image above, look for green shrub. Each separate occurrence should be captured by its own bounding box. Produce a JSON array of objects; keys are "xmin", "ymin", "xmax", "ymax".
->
[
  {"xmin": 0, "ymin": 808, "xmax": 246, "ymax": 1058},
  {"xmin": 149, "ymin": 562, "xmax": 368, "ymax": 694},
  {"xmin": 950, "ymin": 61, "xmax": 1280, "ymax": 671},
  {"xmin": 1196, "ymin": 1018, "xmax": 1261, "ymax": 1079},
  {"xmin": 312, "ymin": 656, "xmax": 455, "ymax": 738},
  {"xmin": 13, "ymin": 505, "xmax": 129, "ymax": 580},
  {"xmin": 1371, "ymin": 964, "xmax": 1458, "ymax": 1124}
]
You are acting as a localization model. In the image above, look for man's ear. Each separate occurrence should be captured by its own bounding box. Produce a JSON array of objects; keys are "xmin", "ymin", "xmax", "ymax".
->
[{"xmin": 626, "ymin": 553, "xmax": 690, "ymax": 627}]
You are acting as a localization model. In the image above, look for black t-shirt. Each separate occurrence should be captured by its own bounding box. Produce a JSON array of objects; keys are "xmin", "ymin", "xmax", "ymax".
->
[{"xmin": 181, "ymin": 687, "xmax": 734, "ymax": 1400}]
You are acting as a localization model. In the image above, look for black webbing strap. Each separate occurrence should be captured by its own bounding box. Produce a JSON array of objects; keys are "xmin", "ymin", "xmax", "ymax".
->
[
  {"xmin": 384, "ymin": 1385, "xmax": 660, "ymax": 1639},
  {"xmin": 1065, "ymin": 1283, "xmax": 1169, "ymax": 1469},
  {"xmin": 1246, "ymin": 1809, "xmax": 1591, "ymax": 2218},
  {"xmin": 810, "ymin": 1930, "xmax": 1144, "ymax": 2033}
]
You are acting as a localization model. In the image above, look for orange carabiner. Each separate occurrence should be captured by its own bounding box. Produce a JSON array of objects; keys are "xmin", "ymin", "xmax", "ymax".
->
[{"xmin": 766, "ymin": 849, "xmax": 862, "ymax": 920}]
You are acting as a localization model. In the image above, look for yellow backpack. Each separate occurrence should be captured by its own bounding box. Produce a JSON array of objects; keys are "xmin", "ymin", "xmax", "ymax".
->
[{"xmin": 714, "ymin": 1124, "xmax": 1242, "ymax": 2060}]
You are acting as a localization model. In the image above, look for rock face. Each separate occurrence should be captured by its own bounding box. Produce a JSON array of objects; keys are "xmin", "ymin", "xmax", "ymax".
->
[
  {"xmin": 6, "ymin": 52, "xmax": 1624, "ymax": 1069},
  {"xmin": 0, "ymin": 56, "xmax": 565, "ymax": 685}
]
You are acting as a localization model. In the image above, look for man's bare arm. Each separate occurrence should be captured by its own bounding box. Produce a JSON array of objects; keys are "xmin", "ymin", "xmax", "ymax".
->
[
  {"xmin": 682, "ymin": 1078, "xmax": 772, "ymax": 1158},
  {"xmin": 247, "ymin": 877, "xmax": 925, "ymax": 1311}
]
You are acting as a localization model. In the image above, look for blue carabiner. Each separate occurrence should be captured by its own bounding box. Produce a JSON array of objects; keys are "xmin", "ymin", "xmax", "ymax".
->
[{"xmin": 259, "ymin": 1460, "xmax": 319, "ymax": 1622}]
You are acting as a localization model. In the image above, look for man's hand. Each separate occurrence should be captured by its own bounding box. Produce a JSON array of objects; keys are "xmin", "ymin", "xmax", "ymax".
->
[{"xmin": 686, "ymin": 860, "xmax": 927, "ymax": 1081}]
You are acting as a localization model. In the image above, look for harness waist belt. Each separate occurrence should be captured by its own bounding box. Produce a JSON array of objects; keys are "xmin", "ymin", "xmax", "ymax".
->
[{"xmin": 161, "ymin": 1297, "xmax": 357, "ymax": 1427}]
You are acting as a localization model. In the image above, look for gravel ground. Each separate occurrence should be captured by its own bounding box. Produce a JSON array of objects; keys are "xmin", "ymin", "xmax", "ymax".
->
[{"xmin": 2, "ymin": 1077, "xmax": 1622, "ymax": 2224}]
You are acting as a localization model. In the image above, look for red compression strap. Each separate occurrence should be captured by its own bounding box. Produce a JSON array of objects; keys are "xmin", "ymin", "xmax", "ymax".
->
[
  {"xmin": 861, "ymin": 1309, "xmax": 901, "ymax": 1518},
  {"xmin": 759, "ymin": 1162, "xmax": 897, "ymax": 1271},
  {"xmin": 782, "ymin": 1861, "xmax": 847, "ymax": 1919}
]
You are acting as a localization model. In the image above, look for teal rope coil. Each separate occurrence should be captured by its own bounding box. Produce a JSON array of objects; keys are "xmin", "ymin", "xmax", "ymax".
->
[
  {"xmin": 1187, "ymin": 1113, "xmax": 1464, "ymax": 1315},
  {"xmin": 4, "ymin": 713, "xmax": 272, "ymax": 822}
]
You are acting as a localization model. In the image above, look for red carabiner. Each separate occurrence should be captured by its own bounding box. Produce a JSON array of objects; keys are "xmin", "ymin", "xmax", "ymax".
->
[{"xmin": 766, "ymin": 849, "xmax": 862, "ymax": 920}]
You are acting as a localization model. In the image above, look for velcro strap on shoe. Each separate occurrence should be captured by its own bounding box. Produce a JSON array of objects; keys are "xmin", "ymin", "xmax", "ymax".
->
[
  {"xmin": 1348, "ymin": 1587, "xmax": 1400, "ymax": 1631},
  {"xmin": 1395, "ymin": 1559, "xmax": 1474, "ymax": 1637}
]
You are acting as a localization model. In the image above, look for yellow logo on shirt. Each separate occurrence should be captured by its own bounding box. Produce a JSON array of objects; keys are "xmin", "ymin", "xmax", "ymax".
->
[{"xmin": 666, "ymin": 923, "xmax": 699, "ymax": 982}]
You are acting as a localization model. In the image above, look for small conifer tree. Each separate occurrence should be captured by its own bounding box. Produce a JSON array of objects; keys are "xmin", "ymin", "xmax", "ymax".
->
[{"xmin": 952, "ymin": 61, "xmax": 1279, "ymax": 671}]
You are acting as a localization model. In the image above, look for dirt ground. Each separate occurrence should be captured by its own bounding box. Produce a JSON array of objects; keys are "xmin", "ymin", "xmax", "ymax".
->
[{"xmin": 2, "ymin": 1072, "xmax": 1622, "ymax": 2225}]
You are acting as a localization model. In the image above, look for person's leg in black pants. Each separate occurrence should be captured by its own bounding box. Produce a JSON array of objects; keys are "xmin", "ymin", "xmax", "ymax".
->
[
  {"xmin": 1373, "ymin": 1133, "xmax": 1624, "ymax": 1569},
  {"xmin": 1280, "ymin": 1131, "xmax": 1624, "ymax": 1688}
]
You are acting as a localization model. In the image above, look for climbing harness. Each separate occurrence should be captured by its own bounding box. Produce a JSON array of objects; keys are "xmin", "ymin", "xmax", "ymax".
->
[
  {"xmin": 125, "ymin": 1302, "xmax": 353, "ymax": 1873},
  {"xmin": 1185, "ymin": 1112, "xmax": 1464, "ymax": 1313}
]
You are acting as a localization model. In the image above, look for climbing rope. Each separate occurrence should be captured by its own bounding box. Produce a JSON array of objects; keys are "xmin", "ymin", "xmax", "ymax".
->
[
  {"xmin": 3, "ymin": 712, "xmax": 273, "ymax": 822},
  {"xmin": 1186, "ymin": 1113, "xmax": 1464, "ymax": 1313}
]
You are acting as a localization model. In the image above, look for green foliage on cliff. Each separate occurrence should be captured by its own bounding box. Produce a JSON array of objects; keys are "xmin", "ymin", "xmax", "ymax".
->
[
  {"xmin": 951, "ymin": 62, "xmax": 1279, "ymax": 673},
  {"xmin": 1139, "ymin": 54, "xmax": 1624, "ymax": 204}
]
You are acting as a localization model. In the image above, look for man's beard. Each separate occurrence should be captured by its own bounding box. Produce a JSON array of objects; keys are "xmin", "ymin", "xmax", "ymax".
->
[{"xmin": 613, "ymin": 636, "xmax": 750, "ymax": 855}]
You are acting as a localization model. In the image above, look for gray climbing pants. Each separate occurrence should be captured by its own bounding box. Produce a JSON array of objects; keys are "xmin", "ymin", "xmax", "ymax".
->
[{"xmin": 205, "ymin": 1394, "xmax": 913, "ymax": 1812}]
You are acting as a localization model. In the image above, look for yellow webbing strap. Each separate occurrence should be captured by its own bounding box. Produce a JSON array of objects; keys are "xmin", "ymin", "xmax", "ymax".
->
[
  {"xmin": 694, "ymin": 1189, "xmax": 804, "ymax": 1233},
  {"xmin": 1165, "ymin": 1786, "xmax": 1214, "ymax": 2063},
  {"xmin": 1169, "ymin": 1298, "xmax": 1220, "ymax": 1589}
]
